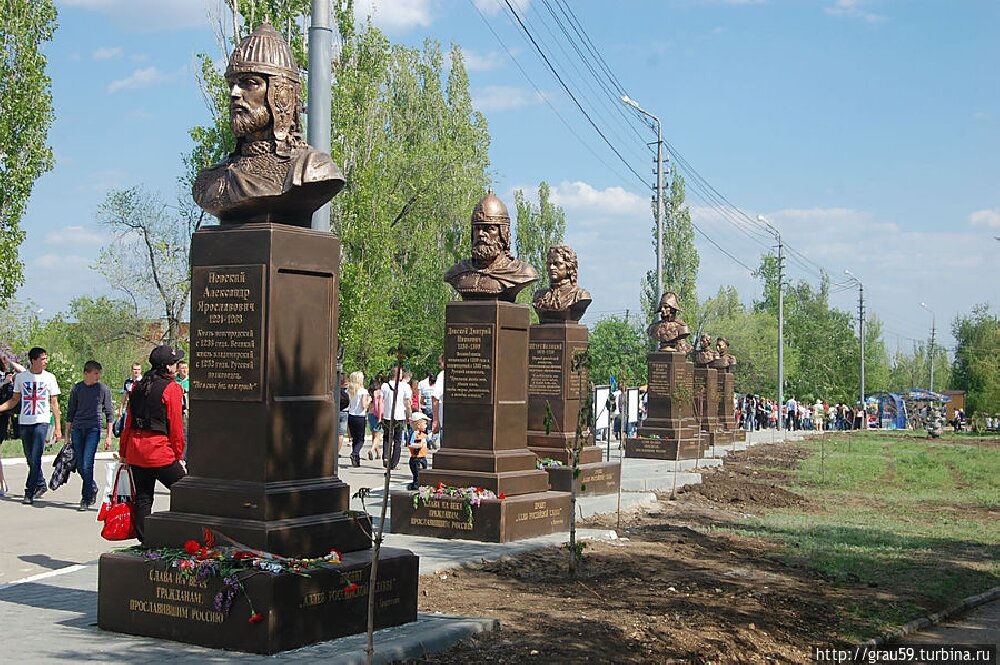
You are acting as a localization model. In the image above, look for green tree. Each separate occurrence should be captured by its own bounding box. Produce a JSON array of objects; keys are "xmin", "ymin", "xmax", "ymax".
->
[
  {"xmin": 95, "ymin": 187, "xmax": 194, "ymax": 345},
  {"xmin": 513, "ymin": 181, "xmax": 566, "ymax": 307},
  {"xmin": 588, "ymin": 316, "xmax": 646, "ymax": 388},
  {"xmin": 0, "ymin": 0, "xmax": 57, "ymax": 306},
  {"xmin": 951, "ymin": 305, "xmax": 1000, "ymax": 415}
]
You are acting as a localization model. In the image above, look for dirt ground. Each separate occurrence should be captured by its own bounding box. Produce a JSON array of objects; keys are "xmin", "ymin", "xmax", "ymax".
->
[{"xmin": 408, "ymin": 443, "xmax": 917, "ymax": 664}]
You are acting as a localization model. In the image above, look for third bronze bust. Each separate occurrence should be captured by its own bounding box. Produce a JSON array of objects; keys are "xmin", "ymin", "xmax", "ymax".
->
[
  {"xmin": 709, "ymin": 336, "xmax": 737, "ymax": 369},
  {"xmin": 532, "ymin": 244, "xmax": 591, "ymax": 322},
  {"xmin": 192, "ymin": 22, "xmax": 345, "ymax": 226},
  {"xmin": 647, "ymin": 291, "xmax": 691, "ymax": 352},
  {"xmin": 443, "ymin": 192, "xmax": 538, "ymax": 301},
  {"xmin": 692, "ymin": 332, "xmax": 719, "ymax": 366}
]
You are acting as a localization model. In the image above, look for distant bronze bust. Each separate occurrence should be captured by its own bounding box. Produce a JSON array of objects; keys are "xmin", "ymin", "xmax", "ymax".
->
[
  {"xmin": 647, "ymin": 291, "xmax": 691, "ymax": 352},
  {"xmin": 532, "ymin": 244, "xmax": 591, "ymax": 322},
  {"xmin": 692, "ymin": 332, "xmax": 719, "ymax": 366},
  {"xmin": 192, "ymin": 22, "xmax": 345, "ymax": 226},
  {"xmin": 444, "ymin": 192, "xmax": 537, "ymax": 301},
  {"xmin": 710, "ymin": 336, "xmax": 737, "ymax": 369}
]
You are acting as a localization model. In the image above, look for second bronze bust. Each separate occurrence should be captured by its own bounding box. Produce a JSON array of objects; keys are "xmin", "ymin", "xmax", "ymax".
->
[
  {"xmin": 444, "ymin": 192, "xmax": 538, "ymax": 301},
  {"xmin": 532, "ymin": 244, "xmax": 591, "ymax": 322},
  {"xmin": 192, "ymin": 22, "xmax": 345, "ymax": 226}
]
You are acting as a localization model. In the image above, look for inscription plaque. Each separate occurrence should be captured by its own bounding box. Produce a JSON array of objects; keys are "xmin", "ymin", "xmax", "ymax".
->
[
  {"xmin": 191, "ymin": 264, "xmax": 265, "ymax": 401},
  {"xmin": 445, "ymin": 323, "xmax": 494, "ymax": 403},
  {"xmin": 567, "ymin": 343, "xmax": 588, "ymax": 400},
  {"xmin": 648, "ymin": 361, "xmax": 670, "ymax": 397},
  {"xmin": 528, "ymin": 341, "xmax": 563, "ymax": 397}
]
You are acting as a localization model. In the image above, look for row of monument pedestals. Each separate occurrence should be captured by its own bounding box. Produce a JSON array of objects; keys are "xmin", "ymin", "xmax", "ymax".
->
[{"xmin": 93, "ymin": 22, "xmax": 733, "ymax": 656}]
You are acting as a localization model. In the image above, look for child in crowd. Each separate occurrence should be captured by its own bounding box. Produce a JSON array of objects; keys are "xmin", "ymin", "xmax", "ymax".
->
[{"xmin": 406, "ymin": 411, "xmax": 429, "ymax": 491}]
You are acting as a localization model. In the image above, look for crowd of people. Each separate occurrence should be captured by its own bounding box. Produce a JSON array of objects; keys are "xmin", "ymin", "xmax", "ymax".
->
[
  {"xmin": 737, "ymin": 394, "xmax": 869, "ymax": 431},
  {"xmin": 0, "ymin": 345, "xmax": 190, "ymax": 540}
]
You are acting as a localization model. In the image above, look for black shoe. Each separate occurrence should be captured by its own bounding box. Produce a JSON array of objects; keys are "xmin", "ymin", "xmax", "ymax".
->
[
  {"xmin": 78, "ymin": 500, "xmax": 88, "ymax": 512},
  {"xmin": 33, "ymin": 485, "xmax": 47, "ymax": 500},
  {"xmin": 351, "ymin": 456, "xmax": 361, "ymax": 468},
  {"xmin": 22, "ymin": 495, "xmax": 33, "ymax": 505}
]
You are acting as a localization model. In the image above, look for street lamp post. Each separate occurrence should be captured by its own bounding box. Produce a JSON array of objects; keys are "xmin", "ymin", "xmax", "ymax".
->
[
  {"xmin": 920, "ymin": 302, "xmax": 936, "ymax": 392},
  {"xmin": 758, "ymin": 215, "xmax": 784, "ymax": 433},
  {"xmin": 620, "ymin": 95, "xmax": 664, "ymax": 306},
  {"xmin": 307, "ymin": 0, "xmax": 333, "ymax": 232},
  {"xmin": 845, "ymin": 270, "xmax": 865, "ymax": 415}
]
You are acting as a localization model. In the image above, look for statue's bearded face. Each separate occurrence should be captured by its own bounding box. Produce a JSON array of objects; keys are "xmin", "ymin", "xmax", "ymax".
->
[
  {"xmin": 472, "ymin": 223, "xmax": 504, "ymax": 262},
  {"xmin": 229, "ymin": 73, "xmax": 272, "ymax": 138},
  {"xmin": 700, "ymin": 334, "xmax": 712, "ymax": 349}
]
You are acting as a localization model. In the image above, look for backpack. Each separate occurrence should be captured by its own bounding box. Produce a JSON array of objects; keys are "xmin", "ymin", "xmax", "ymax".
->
[{"xmin": 340, "ymin": 387, "xmax": 350, "ymax": 411}]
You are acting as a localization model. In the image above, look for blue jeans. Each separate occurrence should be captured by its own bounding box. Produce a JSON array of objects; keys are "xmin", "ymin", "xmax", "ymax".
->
[
  {"xmin": 20, "ymin": 423, "xmax": 49, "ymax": 497},
  {"xmin": 71, "ymin": 427, "xmax": 100, "ymax": 502}
]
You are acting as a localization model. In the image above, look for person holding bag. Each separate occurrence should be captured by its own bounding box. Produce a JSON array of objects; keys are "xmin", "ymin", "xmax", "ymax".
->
[{"xmin": 119, "ymin": 345, "xmax": 187, "ymax": 543}]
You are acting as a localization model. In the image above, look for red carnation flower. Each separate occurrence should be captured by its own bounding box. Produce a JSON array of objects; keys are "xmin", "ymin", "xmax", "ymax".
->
[
  {"xmin": 183, "ymin": 540, "xmax": 201, "ymax": 555},
  {"xmin": 202, "ymin": 528, "xmax": 216, "ymax": 549},
  {"xmin": 233, "ymin": 550, "xmax": 254, "ymax": 561},
  {"xmin": 343, "ymin": 582, "xmax": 360, "ymax": 594},
  {"xmin": 248, "ymin": 612, "xmax": 265, "ymax": 624},
  {"xmin": 498, "ymin": 493, "xmax": 506, "ymax": 500}
]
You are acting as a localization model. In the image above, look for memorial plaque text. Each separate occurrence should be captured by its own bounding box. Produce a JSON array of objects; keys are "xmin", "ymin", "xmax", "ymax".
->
[
  {"xmin": 191, "ymin": 264, "xmax": 265, "ymax": 401},
  {"xmin": 445, "ymin": 324, "xmax": 494, "ymax": 403},
  {"xmin": 528, "ymin": 341, "xmax": 563, "ymax": 397}
]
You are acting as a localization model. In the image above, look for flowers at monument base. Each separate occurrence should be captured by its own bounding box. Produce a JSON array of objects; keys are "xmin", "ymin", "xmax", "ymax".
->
[
  {"xmin": 343, "ymin": 581, "xmax": 360, "ymax": 594},
  {"xmin": 123, "ymin": 528, "xmax": 345, "ymax": 624},
  {"xmin": 536, "ymin": 457, "xmax": 565, "ymax": 469},
  {"xmin": 411, "ymin": 483, "xmax": 502, "ymax": 525}
]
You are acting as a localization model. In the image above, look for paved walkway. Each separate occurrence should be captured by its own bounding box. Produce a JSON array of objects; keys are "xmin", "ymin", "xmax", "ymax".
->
[{"xmin": 0, "ymin": 428, "xmax": 827, "ymax": 662}]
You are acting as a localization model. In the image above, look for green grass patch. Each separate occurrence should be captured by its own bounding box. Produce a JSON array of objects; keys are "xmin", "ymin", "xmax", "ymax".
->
[{"xmin": 716, "ymin": 432, "xmax": 1000, "ymax": 642}]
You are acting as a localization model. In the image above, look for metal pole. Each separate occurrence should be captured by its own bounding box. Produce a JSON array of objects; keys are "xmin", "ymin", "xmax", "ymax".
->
[
  {"xmin": 859, "ymin": 283, "xmax": 865, "ymax": 416},
  {"xmin": 777, "ymin": 234, "xmax": 785, "ymax": 434},
  {"xmin": 308, "ymin": 0, "xmax": 333, "ymax": 232},
  {"xmin": 929, "ymin": 317, "xmax": 935, "ymax": 392},
  {"xmin": 655, "ymin": 122, "xmax": 664, "ymax": 304}
]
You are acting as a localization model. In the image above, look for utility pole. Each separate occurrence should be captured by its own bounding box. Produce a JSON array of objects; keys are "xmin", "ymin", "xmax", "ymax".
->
[
  {"xmin": 846, "ymin": 270, "xmax": 864, "ymax": 413},
  {"xmin": 620, "ymin": 95, "xmax": 663, "ymax": 304},
  {"xmin": 307, "ymin": 0, "xmax": 333, "ymax": 232},
  {"xmin": 759, "ymin": 215, "xmax": 784, "ymax": 433},
  {"xmin": 920, "ymin": 302, "xmax": 936, "ymax": 392}
]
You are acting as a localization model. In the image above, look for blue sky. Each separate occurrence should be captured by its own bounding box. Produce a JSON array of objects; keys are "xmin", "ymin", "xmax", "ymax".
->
[{"xmin": 20, "ymin": 0, "xmax": 1000, "ymax": 354}]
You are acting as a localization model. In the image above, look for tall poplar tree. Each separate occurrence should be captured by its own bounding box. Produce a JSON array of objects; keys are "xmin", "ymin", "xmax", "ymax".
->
[
  {"xmin": 0, "ymin": 0, "xmax": 57, "ymax": 306},
  {"xmin": 514, "ymin": 181, "xmax": 566, "ymax": 307}
]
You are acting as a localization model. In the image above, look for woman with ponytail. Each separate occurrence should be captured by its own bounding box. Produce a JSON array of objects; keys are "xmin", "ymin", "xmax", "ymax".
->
[{"xmin": 119, "ymin": 345, "xmax": 187, "ymax": 542}]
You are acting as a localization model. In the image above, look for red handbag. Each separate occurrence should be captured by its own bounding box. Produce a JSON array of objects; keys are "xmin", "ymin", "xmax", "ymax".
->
[{"xmin": 100, "ymin": 465, "xmax": 137, "ymax": 541}]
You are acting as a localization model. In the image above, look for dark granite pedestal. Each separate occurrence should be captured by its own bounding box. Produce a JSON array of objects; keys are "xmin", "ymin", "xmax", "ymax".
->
[
  {"xmin": 390, "ymin": 301, "xmax": 570, "ymax": 541},
  {"xmin": 98, "ymin": 224, "xmax": 418, "ymax": 652},
  {"xmin": 712, "ymin": 366, "xmax": 739, "ymax": 444},
  {"xmin": 625, "ymin": 352, "xmax": 703, "ymax": 460},
  {"xmin": 525, "ymin": 322, "xmax": 620, "ymax": 496}
]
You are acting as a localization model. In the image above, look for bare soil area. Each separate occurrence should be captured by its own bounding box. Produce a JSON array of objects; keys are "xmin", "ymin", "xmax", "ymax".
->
[{"xmin": 409, "ymin": 443, "xmax": 876, "ymax": 664}]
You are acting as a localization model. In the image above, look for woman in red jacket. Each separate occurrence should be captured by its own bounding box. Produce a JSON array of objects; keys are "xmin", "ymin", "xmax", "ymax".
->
[{"xmin": 119, "ymin": 345, "xmax": 187, "ymax": 542}]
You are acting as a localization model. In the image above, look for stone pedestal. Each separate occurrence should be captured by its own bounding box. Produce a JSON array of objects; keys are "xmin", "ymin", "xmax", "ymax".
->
[
  {"xmin": 525, "ymin": 322, "xmax": 619, "ymax": 496},
  {"xmin": 625, "ymin": 352, "xmax": 702, "ymax": 460},
  {"xmin": 715, "ymin": 368, "xmax": 738, "ymax": 444},
  {"xmin": 693, "ymin": 366, "xmax": 719, "ymax": 437},
  {"xmin": 99, "ymin": 224, "xmax": 417, "ymax": 651},
  {"xmin": 390, "ymin": 301, "xmax": 570, "ymax": 541}
]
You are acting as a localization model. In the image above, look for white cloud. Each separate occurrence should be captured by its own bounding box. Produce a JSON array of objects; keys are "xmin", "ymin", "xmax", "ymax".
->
[
  {"xmin": 824, "ymin": 0, "xmax": 886, "ymax": 23},
  {"xmin": 57, "ymin": 0, "xmax": 218, "ymax": 30},
  {"xmin": 92, "ymin": 46, "xmax": 122, "ymax": 61},
  {"xmin": 472, "ymin": 0, "xmax": 530, "ymax": 16},
  {"xmin": 36, "ymin": 254, "xmax": 92, "ymax": 270},
  {"xmin": 546, "ymin": 181, "xmax": 649, "ymax": 219},
  {"xmin": 461, "ymin": 49, "xmax": 505, "ymax": 73},
  {"xmin": 473, "ymin": 85, "xmax": 546, "ymax": 112},
  {"xmin": 45, "ymin": 225, "xmax": 105, "ymax": 246},
  {"xmin": 107, "ymin": 66, "xmax": 169, "ymax": 93},
  {"xmin": 353, "ymin": 0, "xmax": 432, "ymax": 31},
  {"xmin": 969, "ymin": 209, "xmax": 1000, "ymax": 228}
]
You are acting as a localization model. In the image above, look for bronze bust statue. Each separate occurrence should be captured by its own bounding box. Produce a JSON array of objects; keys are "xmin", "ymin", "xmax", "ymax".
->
[
  {"xmin": 710, "ymin": 336, "xmax": 737, "ymax": 369},
  {"xmin": 444, "ymin": 192, "xmax": 538, "ymax": 301},
  {"xmin": 692, "ymin": 332, "xmax": 719, "ymax": 366},
  {"xmin": 647, "ymin": 291, "xmax": 691, "ymax": 352},
  {"xmin": 532, "ymin": 244, "xmax": 591, "ymax": 322},
  {"xmin": 192, "ymin": 22, "xmax": 345, "ymax": 226}
]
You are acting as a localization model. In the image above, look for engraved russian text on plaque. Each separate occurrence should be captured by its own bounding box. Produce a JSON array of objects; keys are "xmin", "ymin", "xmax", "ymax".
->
[
  {"xmin": 444, "ymin": 323, "xmax": 494, "ymax": 403},
  {"xmin": 648, "ymin": 361, "xmax": 670, "ymax": 397},
  {"xmin": 190, "ymin": 264, "xmax": 265, "ymax": 401},
  {"xmin": 528, "ymin": 341, "xmax": 563, "ymax": 397}
]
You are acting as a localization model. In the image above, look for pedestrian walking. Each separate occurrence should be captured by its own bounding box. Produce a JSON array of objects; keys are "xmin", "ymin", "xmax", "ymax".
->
[
  {"xmin": 380, "ymin": 368, "xmax": 413, "ymax": 471},
  {"xmin": 65, "ymin": 360, "xmax": 115, "ymax": 511},
  {"xmin": 119, "ymin": 345, "xmax": 187, "ymax": 542},
  {"xmin": 0, "ymin": 348, "xmax": 64, "ymax": 504},
  {"xmin": 406, "ymin": 411, "xmax": 429, "ymax": 490},
  {"xmin": 366, "ymin": 377, "xmax": 383, "ymax": 460},
  {"xmin": 346, "ymin": 371, "xmax": 369, "ymax": 468}
]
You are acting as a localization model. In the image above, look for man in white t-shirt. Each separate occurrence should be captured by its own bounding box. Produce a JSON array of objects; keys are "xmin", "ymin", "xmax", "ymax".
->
[
  {"xmin": 380, "ymin": 367, "xmax": 413, "ymax": 470},
  {"xmin": 0, "ymin": 347, "xmax": 62, "ymax": 504}
]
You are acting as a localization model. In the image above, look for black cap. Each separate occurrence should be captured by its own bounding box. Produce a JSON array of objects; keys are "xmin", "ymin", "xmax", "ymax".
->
[{"xmin": 149, "ymin": 345, "xmax": 185, "ymax": 367}]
